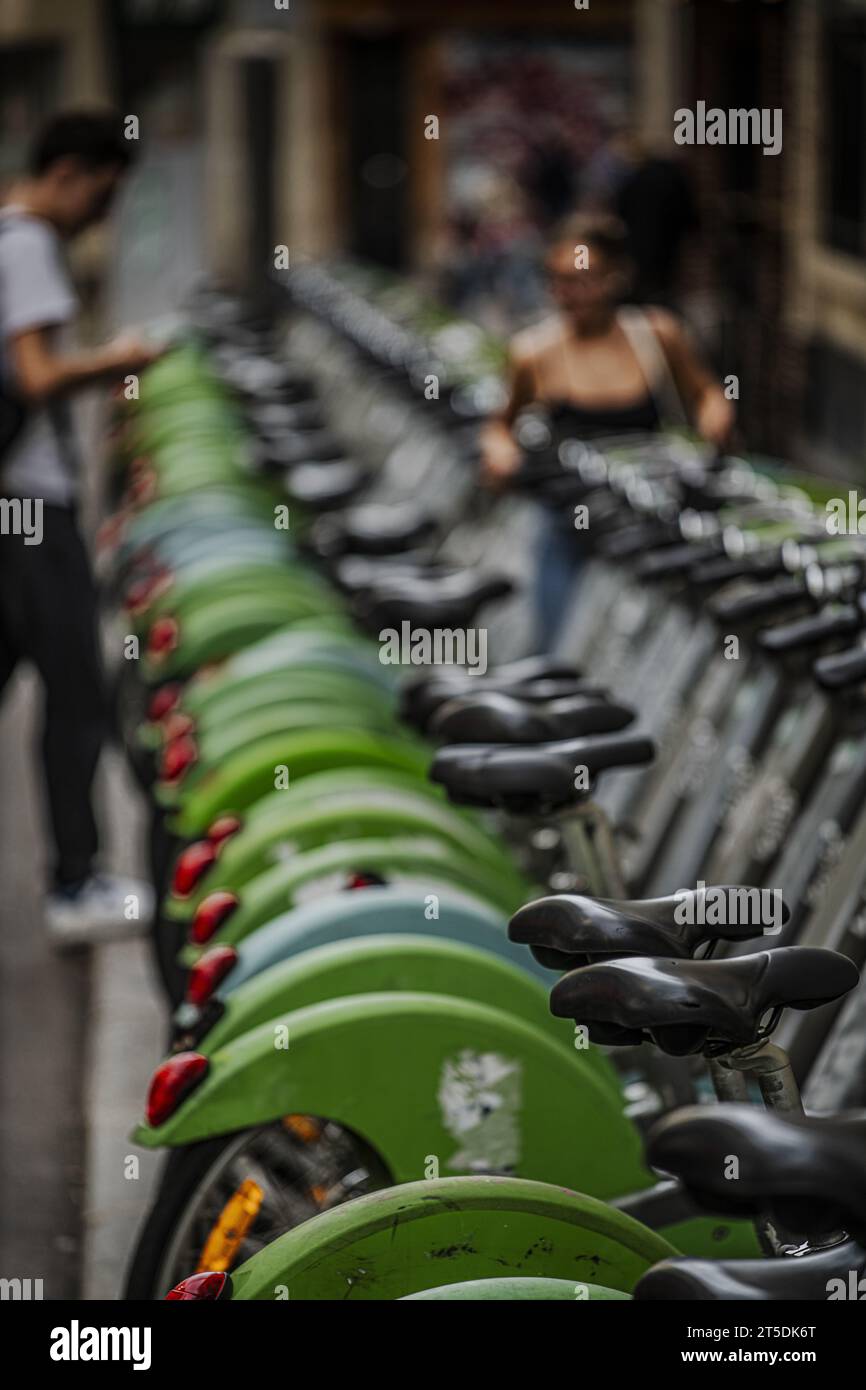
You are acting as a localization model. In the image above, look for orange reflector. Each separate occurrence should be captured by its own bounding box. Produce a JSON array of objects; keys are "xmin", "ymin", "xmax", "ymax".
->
[
  {"xmin": 282, "ymin": 1114, "xmax": 323, "ymax": 1143},
  {"xmin": 195, "ymin": 1179, "xmax": 264, "ymax": 1274}
]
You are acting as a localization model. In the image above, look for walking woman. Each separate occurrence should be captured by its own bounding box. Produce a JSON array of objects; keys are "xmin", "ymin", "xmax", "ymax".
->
[{"xmin": 480, "ymin": 213, "xmax": 733, "ymax": 650}]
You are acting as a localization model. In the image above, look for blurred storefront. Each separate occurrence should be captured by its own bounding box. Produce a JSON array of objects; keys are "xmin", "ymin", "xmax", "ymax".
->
[
  {"xmin": 671, "ymin": 0, "xmax": 866, "ymax": 478},
  {"xmin": 1, "ymin": 0, "xmax": 864, "ymax": 477},
  {"xmin": 0, "ymin": 0, "xmax": 109, "ymax": 193}
]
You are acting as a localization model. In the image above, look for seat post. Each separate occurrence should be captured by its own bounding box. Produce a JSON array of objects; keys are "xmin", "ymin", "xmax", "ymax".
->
[
  {"xmin": 721, "ymin": 1039, "xmax": 804, "ymax": 1115},
  {"xmin": 710, "ymin": 1042, "xmax": 803, "ymax": 1254},
  {"xmin": 710, "ymin": 1041, "xmax": 849, "ymax": 1254},
  {"xmin": 557, "ymin": 800, "xmax": 627, "ymax": 898}
]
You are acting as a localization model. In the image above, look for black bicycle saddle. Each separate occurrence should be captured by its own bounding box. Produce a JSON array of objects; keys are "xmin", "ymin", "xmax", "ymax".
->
[
  {"xmin": 549, "ymin": 948, "xmax": 859, "ymax": 1055},
  {"xmin": 399, "ymin": 661, "xmax": 590, "ymax": 730},
  {"xmin": 757, "ymin": 604, "xmax": 860, "ymax": 655},
  {"xmin": 708, "ymin": 575, "xmax": 809, "ymax": 626},
  {"xmin": 636, "ymin": 540, "xmax": 725, "ymax": 581},
  {"xmin": 283, "ymin": 460, "xmax": 371, "ymax": 510},
  {"xmin": 813, "ymin": 645, "xmax": 866, "ymax": 691},
  {"xmin": 596, "ymin": 521, "xmax": 681, "ymax": 561},
  {"xmin": 508, "ymin": 887, "xmax": 787, "ymax": 972},
  {"xmin": 688, "ymin": 548, "xmax": 787, "ymax": 591},
  {"xmin": 334, "ymin": 557, "xmax": 457, "ymax": 595},
  {"xmin": 356, "ymin": 571, "xmax": 513, "ymax": 632},
  {"xmin": 310, "ymin": 503, "xmax": 437, "ymax": 559},
  {"xmin": 430, "ymin": 732, "xmax": 655, "ymax": 813},
  {"xmin": 430, "ymin": 692, "xmax": 634, "ymax": 746},
  {"xmin": 260, "ymin": 429, "xmax": 347, "ymax": 468},
  {"xmin": 250, "ymin": 399, "xmax": 327, "ymax": 436},
  {"xmin": 413, "ymin": 679, "xmax": 610, "ymax": 731},
  {"xmin": 645, "ymin": 1103, "xmax": 866, "ymax": 1246},
  {"xmin": 635, "ymin": 1238, "xmax": 866, "ymax": 1301}
]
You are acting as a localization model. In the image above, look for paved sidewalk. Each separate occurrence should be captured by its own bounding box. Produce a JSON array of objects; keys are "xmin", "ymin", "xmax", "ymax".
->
[
  {"xmin": 0, "ymin": 671, "xmax": 89, "ymax": 1299},
  {"xmin": 80, "ymin": 745, "xmax": 164, "ymax": 1300},
  {"xmin": 81, "ymin": 935, "xmax": 163, "ymax": 1299},
  {"xmin": 0, "ymin": 675, "xmax": 164, "ymax": 1299}
]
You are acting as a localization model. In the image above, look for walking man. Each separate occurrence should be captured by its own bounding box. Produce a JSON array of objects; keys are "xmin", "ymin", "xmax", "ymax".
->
[{"xmin": 0, "ymin": 111, "xmax": 160, "ymax": 946}]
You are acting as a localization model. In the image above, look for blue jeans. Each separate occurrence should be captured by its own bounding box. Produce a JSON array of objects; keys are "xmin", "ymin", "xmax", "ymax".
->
[{"xmin": 534, "ymin": 508, "xmax": 587, "ymax": 653}]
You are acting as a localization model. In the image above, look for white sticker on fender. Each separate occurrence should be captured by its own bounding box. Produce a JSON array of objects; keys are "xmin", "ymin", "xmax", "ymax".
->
[{"xmin": 438, "ymin": 1050, "xmax": 522, "ymax": 1173}]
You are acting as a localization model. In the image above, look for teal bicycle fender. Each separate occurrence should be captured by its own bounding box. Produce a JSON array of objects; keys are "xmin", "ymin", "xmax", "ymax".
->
[
  {"xmin": 219, "ymin": 884, "xmax": 552, "ymax": 990},
  {"xmin": 174, "ymin": 834, "xmax": 532, "ymax": 953}
]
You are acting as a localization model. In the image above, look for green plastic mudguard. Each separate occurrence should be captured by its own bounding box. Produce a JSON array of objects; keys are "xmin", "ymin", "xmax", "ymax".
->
[{"xmin": 224, "ymin": 1175, "xmax": 676, "ymax": 1300}]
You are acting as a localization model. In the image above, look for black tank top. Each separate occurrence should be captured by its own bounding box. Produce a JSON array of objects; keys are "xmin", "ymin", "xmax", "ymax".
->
[{"xmin": 548, "ymin": 392, "xmax": 660, "ymax": 442}]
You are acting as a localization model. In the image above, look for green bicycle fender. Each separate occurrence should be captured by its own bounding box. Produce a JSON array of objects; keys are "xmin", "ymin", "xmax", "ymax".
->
[
  {"xmin": 133, "ymin": 346, "xmax": 222, "ymax": 400},
  {"xmin": 177, "ymin": 655, "xmax": 393, "ymax": 728},
  {"xmin": 143, "ymin": 593, "xmax": 343, "ymax": 682},
  {"xmin": 223, "ymin": 1174, "xmax": 675, "ymax": 1300},
  {"xmin": 146, "ymin": 446, "xmax": 244, "ymax": 486},
  {"xmin": 168, "ymin": 783, "xmax": 516, "ymax": 920},
  {"xmin": 131, "ymin": 417, "xmax": 243, "ymax": 462},
  {"xmin": 401, "ymin": 1277, "xmax": 629, "ymax": 1300},
  {"xmin": 133, "ymin": 992, "xmax": 648, "ymax": 1200},
  {"xmin": 175, "ymin": 705, "xmax": 402, "ymax": 794},
  {"xmin": 210, "ymin": 883, "xmax": 626, "ymax": 1106},
  {"xmin": 173, "ymin": 766, "xmax": 449, "ymax": 863},
  {"xmin": 132, "ymin": 404, "xmax": 239, "ymax": 445},
  {"xmin": 174, "ymin": 835, "xmax": 533, "ymax": 950},
  {"xmin": 655, "ymin": 1211, "xmax": 762, "ymax": 1260},
  {"xmin": 163, "ymin": 730, "xmax": 431, "ymax": 833},
  {"xmin": 159, "ymin": 567, "xmax": 333, "ymax": 617},
  {"xmin": 138, "ymin": 672, "xmax": 394, "ymax": 753},
  {"xmin": 196, "ymin": 935, "xmax": 579, "ymax": 1054},
  {"xmin": 179, "ymin": 632, "xmax": 387, "ymax": 712},
  {"xmin": 135, "ymin": 569, "xmax": 332, "ymax": 634},
  {"xmin": 146, "ymin": 667, "xmax": 397, "ymax": 745},
  {"xmin": 193, "ymin": 622, "xmax": 381, "ymax": 677}
]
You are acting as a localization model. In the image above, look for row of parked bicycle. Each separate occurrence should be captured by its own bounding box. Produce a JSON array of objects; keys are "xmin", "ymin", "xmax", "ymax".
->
[{"xmin": 106, "ymin": 270, "xmax": 866, "ymax": 1301}]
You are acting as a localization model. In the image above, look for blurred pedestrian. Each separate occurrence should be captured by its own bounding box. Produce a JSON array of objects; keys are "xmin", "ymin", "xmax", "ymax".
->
[
  {"xmin": 0, "ymin": 111, "xmax": 161, "ymax": 947},
  {"xmin": 480, "ymin": 213, "xmax": 733, "ymax": 650}
]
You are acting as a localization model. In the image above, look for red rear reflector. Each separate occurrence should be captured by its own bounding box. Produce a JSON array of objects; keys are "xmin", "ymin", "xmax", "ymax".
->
[
  {"xmin": 148, "ymin": 615, "xmax": 179, "ymax": 657},
  {"xmin": 346, "ymin": 871, "xmax": 387, "ymax": 890},
  {"xmin": 165, "ymin": 1271, "xmax": 228, "ymax": 1301},
  {"xmin": 191, "ymin": 891, "xmax": 240, "ymax": 945},
  {"xmin": 163, "ymin": 711, "xmax": 195, "ymax": 742},
  {"xmin": 207, "ymin": 814, "xmax": 242, "ymax": 847},
  {"xmin": 146, "ymin": 1051, "xmax": 209, "ymax": 1127},
  {"xmin": 124, "ymin": 577, "xmax": 156, "ymax": 615},
  {"xmin": 161, "ymin": 733, "xmax": 198, "ymax": 783},
  {"xmin": 148, "ymin": 683, "xmax": 182, "ymax": 722},
  {"xmin": 173, "ymin": 840, "xmax": 218, "ymax": 897},
  {"xmin": 96, "ymin": 513, "xmax": 128, "ymax": 553},
  {"xmin": 185, "ymin": 945, "xmax": 238, "ymax": 1006}
]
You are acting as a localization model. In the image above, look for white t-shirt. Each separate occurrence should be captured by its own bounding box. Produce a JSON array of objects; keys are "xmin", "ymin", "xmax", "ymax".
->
[{"xmin": 0, "ymin": 208, "xmax": 80, "ymax": 505}]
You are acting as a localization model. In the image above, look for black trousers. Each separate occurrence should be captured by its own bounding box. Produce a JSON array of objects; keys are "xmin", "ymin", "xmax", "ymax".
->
[{"xmin": 0, "ymin": 503, "xmax": 109, "ymax": 888}]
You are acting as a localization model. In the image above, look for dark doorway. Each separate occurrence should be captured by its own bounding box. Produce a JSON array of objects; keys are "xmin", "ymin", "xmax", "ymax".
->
[
  {"xmin": 344, "ymin": 34, "xmax": 409, "ymax": 268},
  {"xmin": 243, "ymin": 57, "xmax": 278, "ymax": 305}
]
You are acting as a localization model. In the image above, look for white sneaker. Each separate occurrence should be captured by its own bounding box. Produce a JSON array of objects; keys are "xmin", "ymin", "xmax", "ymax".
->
[{"xmin": 45, "ymin": 873, "xmax": 155, "ymax": 950}]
